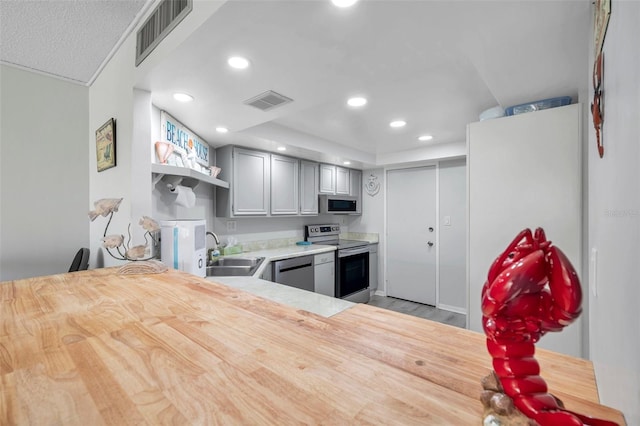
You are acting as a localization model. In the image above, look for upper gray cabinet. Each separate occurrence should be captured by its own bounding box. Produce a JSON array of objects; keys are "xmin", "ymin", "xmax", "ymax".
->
[
  {"xmin": 349, "ymin": 169, "xmax": 362, "ymax": 198},
  {"xmin": 216, "ymin": 146, "xmax": 270, "ymax": 217},
  {"xmin": 349, "ymin": 169, "xmax": 362, "ymax": 213},
  {"xmin": 319, "ymin": 164, "xmax": 351, "ymax": 195},
  {"xmin": 319, "ymin": 164, "xmax": 336, "ymax": 194},
  {"xmin": 271, "ymin": 154, "xmax": 299, "ymax": 215},
  {"xmin": 300, "ymin": 160, "xmax": 319, "ymax": 215},
  {"xmin": 336, "ymin": 167, "xmax": 350, "ymax": 195}
]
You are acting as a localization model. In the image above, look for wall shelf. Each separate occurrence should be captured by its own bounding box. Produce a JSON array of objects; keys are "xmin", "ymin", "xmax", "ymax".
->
[{"xmin": 151, "ymin": 163, "xmax": 229, "ymax": 190}]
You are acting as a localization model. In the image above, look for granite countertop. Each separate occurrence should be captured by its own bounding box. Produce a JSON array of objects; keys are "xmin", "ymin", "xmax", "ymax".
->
[
  {"xmin": 206, "ymin": 240, "xmax": 381, "ymax": 317},
  {"xmin": 206, "ymin": 243, "xmax": 348, "ymax": 317},
  {"xmin": 209, "ymin": 276, "xmax": 354, "ymax": 317},
  {"xmin": 227, "ymin": 244, "xmax": 337, "ymax": 278}
]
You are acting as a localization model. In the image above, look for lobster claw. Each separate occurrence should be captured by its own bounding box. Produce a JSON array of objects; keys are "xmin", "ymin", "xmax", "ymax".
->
[{"xmin": 539, "ymin": 246, "xmax": 582, "ymax": 330}]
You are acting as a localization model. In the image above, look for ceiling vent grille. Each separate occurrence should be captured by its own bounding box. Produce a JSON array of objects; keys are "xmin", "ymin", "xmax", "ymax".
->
[
  {"xmin": 244, "ymin": 90, "xmax": 294, "ymax": 111},
  {"xmin": 136, "ymin": 0, "xmax": 192, "ymax": 66}
]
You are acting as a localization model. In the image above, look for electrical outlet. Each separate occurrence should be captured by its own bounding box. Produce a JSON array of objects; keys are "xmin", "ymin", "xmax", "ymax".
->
[{"xmin": 227, "ymin": 220, "xmax": 237, "ymax": 232}]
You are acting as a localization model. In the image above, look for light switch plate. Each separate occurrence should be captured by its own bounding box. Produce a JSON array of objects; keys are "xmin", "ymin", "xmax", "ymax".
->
[
  {"xmin": 227, "ymin": 220, "xmax": 237, "ymax": 232},
  {"xmin": 443, "ymin": 215, "xmax": 451, "ymax": 226}
]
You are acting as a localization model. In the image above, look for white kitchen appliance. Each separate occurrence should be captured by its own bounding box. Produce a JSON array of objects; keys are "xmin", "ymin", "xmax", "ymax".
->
[{"xmin": 160, "ymin": 219, "xmax": 206, "ymax": 277}]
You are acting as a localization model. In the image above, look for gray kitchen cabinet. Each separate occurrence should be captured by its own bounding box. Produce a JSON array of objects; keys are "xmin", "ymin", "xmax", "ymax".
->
[
  {"xmin": 335, "ymin": 167, "xmax": 350, "ymax": 194},
  {"xmin": 320, "ymin": 164, "xmax": 350, "ymax": 195},
  {"xmin": 314, "ymin": 252, "xmax": 335, "ymax": 297},
  {"xmin": 369, "ymin": 243, "xmax": 378, "ymax": 292},
  {"xmin": 349, "ymin": 169, "xmax": 362, "ymax": 197},
  {"xmin": 319, "ymin": 164, "xmax": 336, "ymax": 194},
  {"xmin": 349, "ymin": 169, "xmax": 362, "ymax": 213},
  {"xmin": 260, "ymin": 262, "xmax": 273, "ymax": 281},
  {"xmin": 300, "ymin": 160, "xmax": 319, "ymax": 215},
  {"xmin": 216, "ymin": 146, "xmax": 270, "ymax": 217},
  {"xmin": 271, "ymin": 154, "xmax": 299, "ymax": 215}
]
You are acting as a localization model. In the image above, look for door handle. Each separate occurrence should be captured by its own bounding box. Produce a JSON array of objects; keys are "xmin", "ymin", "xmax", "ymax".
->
[
  {"xmin": 427, "ymin": 241, "xmax": 434, "ymax": 247},
  {"xmin": 428, "ymin": 227, "xmax": 434, "ymax": 232}
]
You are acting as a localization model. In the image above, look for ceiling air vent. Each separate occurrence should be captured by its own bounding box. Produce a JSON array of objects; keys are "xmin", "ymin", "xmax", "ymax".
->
[
  {"xmin": 244, "ymin": 90, "xmax": 294, "ymax": 111},
  {"xmin": 136, "ymin": 0, "xmax": 192, "ymax": 66}
]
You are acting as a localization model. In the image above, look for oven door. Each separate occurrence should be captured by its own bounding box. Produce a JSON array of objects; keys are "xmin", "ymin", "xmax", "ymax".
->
[{"xmin": 336, "ymin": 246, "xmax": 370, "ymax": 302}]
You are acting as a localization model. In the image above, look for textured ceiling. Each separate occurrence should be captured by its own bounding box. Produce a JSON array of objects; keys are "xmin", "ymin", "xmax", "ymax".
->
[{"xmin": 0, "ymin": 0, "xmax": 148, "ymax": 84}]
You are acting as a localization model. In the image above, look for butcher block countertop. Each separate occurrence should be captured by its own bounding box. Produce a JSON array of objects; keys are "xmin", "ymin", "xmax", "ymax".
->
[{"xmin": 1, "ymin": 269, "xmax": 625, "ymax": 425}]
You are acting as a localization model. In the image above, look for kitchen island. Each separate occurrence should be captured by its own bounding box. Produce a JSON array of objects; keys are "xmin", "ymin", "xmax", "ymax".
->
[{"xmin": 0, "ymin": 269, "xmax": 625, "ymax": 424}]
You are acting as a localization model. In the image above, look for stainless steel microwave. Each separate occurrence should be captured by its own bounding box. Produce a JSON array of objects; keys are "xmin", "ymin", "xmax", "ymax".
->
[{"xmin": 319, "ymin": 194, "xmax": 360, "ymax": 214}]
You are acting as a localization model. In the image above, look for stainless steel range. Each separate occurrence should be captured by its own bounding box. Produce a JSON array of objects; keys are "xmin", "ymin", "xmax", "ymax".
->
[{"xmin": 305, "ymin": 224, "xmax": 370, "ymax": 303}]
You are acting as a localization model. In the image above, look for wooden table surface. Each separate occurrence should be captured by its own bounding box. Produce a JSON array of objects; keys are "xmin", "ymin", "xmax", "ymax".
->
[{"xmin": 0, "ymin": 269, "xmax": 625, "ymax": 425}]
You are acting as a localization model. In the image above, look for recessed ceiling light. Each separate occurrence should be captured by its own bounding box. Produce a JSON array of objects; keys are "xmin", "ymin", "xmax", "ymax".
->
[
  {"xmin": 277, "ymin": 146, "xmax": 287, "ymax": 151},
  {"xmin": 332, "ymin": 0, "xmax": 358, "ymax": 7},
  {"xmin": 216, "ymin": 127, "xmax": 229, "ymax": 133},
  {"xmin": 347, "ymin": 97, "xmax": 367, "ymax": 107},
  {"xmin": 343, "ymin": 161, "xmax": 351, "ymax": 165},
  {"xmin": 389, "ymin": 120, "xmax": 406, "ymax": 128},
  {"xmin": 418, "ymin": 135, "xmax": 434, "ymax": 141},
  {"xmin": 173, "ymin": 93, "xmax": 193, "ymax": 102},
  {"xmin": 228, "ymin": 56, "xmax": 250, "ymax": 69}
]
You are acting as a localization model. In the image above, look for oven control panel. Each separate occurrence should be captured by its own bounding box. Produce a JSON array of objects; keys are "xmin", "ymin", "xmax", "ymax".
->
[{"xmin": 306, "ymin": 224, "xmax": 340, "ymax": 237}]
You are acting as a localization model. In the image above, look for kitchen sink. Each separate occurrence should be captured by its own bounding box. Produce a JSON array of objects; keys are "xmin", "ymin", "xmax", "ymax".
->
[{"xmin": 206, "ymin": 257, "xmax": 264, "ymax": 277}]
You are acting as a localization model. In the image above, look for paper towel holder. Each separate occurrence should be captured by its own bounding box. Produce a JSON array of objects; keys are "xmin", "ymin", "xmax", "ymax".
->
[{"xmin": 162, "ymin": 175, "xmax": 199, "ymax": 191}]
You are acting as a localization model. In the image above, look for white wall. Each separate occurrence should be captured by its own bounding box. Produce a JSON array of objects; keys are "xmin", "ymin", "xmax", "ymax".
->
[
  {"xmin": 587, "ymin": 2, "xmax": 640, "ymax": 423},
  {"xmin": 88, "ymin": 31, "xmax": 137, "ymax": 268},
  {"xmin": 89, "ymin": 2, "xmax": 225, "ymax": 267},
  {"xmin": 0, "ymin": 65, "xmax": 89, "ymax": 280},
  {"xmin": 438, "ymin": 159, "xmax": 467, "ymax": 312}
]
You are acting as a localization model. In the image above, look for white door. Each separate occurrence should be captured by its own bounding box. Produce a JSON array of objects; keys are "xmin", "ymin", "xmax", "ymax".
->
[{"xmin": 386, "ymin": 166, "xmax": 437, "ymax": 305}]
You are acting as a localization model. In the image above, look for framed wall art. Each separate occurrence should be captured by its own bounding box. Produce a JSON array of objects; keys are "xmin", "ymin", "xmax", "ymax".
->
[
  {"xmin": 592, "ymin": 0, "xmax": 611, "ymax": 158},
  {"xmin": 96, "ymin": 118, "xmax": 116, "ymax": 172}
]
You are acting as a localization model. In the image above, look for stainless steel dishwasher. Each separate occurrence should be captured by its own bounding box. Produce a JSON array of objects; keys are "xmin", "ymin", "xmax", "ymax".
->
[{"xmin": 273, "ymin": 255, "xmax": 314, "ymax": 292}]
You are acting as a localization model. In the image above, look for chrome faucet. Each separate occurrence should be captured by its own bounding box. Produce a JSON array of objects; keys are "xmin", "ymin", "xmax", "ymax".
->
[
  {"xmin": 206, "ymin": 231, "xmax": 221, "ymax": 264},
  {"xmin": 206, "ymin": 231, "xmax": 220, "ymax": 248}
]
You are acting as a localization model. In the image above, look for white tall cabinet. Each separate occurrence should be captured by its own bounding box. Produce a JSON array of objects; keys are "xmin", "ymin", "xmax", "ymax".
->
[{"xmin": 467, "ymin": 103, "xmax": 583, "ymax": 357}]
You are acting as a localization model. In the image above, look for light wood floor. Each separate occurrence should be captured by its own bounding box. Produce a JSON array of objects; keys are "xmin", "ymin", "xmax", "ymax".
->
[{"xmin": 367, "ymin": 295, "xmax": 466, "ymax": 328}]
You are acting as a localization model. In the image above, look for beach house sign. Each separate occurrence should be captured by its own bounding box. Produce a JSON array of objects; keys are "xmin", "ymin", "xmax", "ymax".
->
[{"xmin": 160, "ymin": 111, "xmax": 209, "ymax": 166}]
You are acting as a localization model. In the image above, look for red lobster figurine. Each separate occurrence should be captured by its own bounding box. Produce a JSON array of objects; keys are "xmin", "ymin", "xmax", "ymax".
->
[{"xmin": 482, "ymin": 228, "xmax": 618, "ymax": 426}]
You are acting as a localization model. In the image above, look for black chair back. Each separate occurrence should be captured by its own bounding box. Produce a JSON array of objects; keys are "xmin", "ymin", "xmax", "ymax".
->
[{"xmin": 69, "ymin": 248, "xmax": 90, "ymax": 272}]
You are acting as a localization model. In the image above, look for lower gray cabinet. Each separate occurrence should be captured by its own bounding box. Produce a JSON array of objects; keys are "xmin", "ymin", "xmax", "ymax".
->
[
  {"xmin": 314, "ymin": 252, "xmax": 335, "ymax": 297},
  {"xmin": 369, "ymin": 243, "xmax": 378, "ymax": 292}
]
